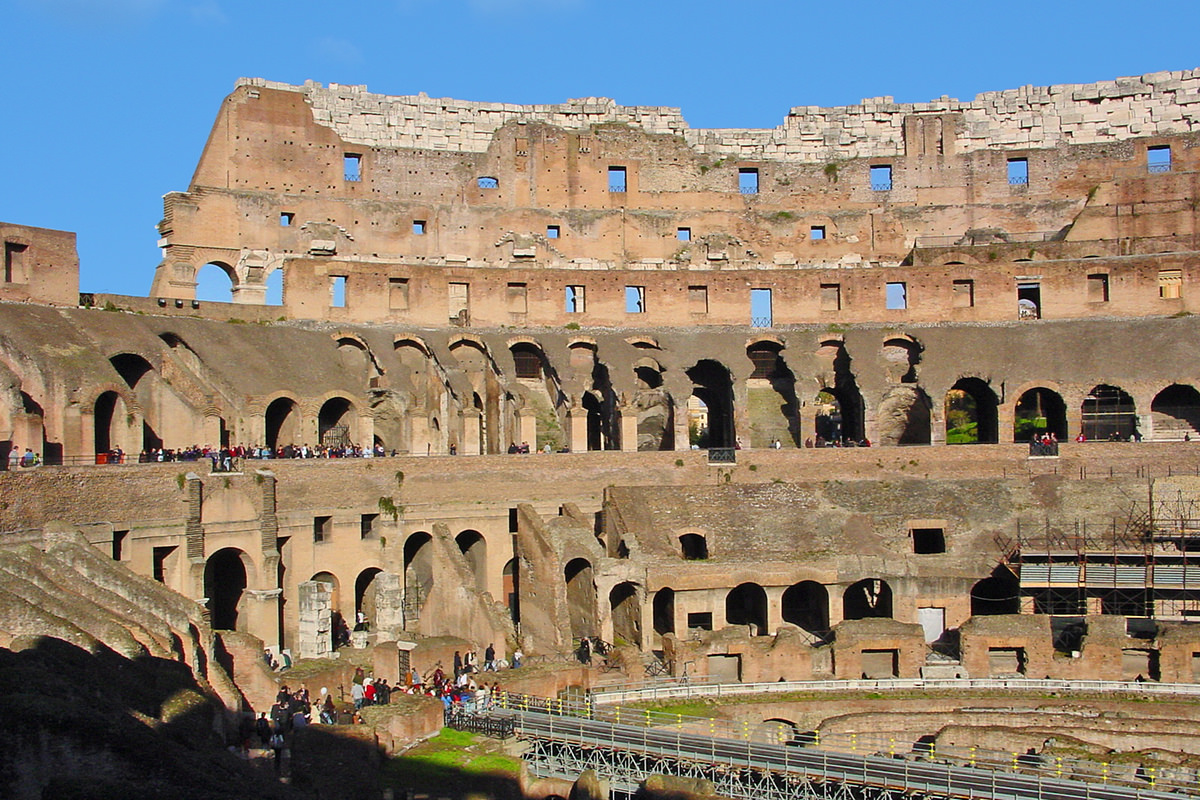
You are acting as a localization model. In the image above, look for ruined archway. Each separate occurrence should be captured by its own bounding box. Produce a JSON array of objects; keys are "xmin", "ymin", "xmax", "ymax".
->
[
  {"xmin": 403, "ymin": 532, "xmax": 433, "ymax": 611},
  {"xmin": 1014, "ymin": 387, "xmax": 1067, "ymax": 442},
  {"xmin": 843, "ymin": 578, "xmax": 893, "ymax": 620},
  {"xmin": 687, "ymin": 360, "xmax": 735, "ymax": 448},
  {"xmin": 781, "ymin": 581, "xmax": 829, "ymax": 634},
  {"xmin": 265, "ymin": 397, "xmax": 300, "ymax": 450},
  {"xmin": 877, "ymin": 386, "xmax": 931, "ymax": 445},
  {"xmin": 652, "ymin": 587, "xmax": 675, "ymax": 638},
  {"xmin": 1151, "ymin": 384, "xmax": 1200, "ymax": 440},
  {"xmin": 456, "ymin": 529, "xmax": 487, "ymax": 593},
  {"xmin": 609, "ymin": 581, "xmax": 641, "ymax": 648},
  {"xmin": 679, "ymin": 533, "xmax": 708, "ymax": 560},
  {"xmin": 633, "ymin": 358, "xmax": 673, "ymax": 451},
  {"xmin": 318, "ymin": 396, "xmax": 355, "ymax": 450},
  {"xmin": 195, "ymin": 261, "xmax": 236, "ymax": 302},
  {"xmin": 945, "ymin": 377, "xmax": 999, "ymax": 444},
  {"xmin": 1082, "ymin": 384, "xmax": 1138, "ymax": 441},
  {"xmin": 204, "ymin": 548, "xmax": 249, "ymax": 631},
  {"xmin": 745, "ymin": 341, "xmax": 799, "ymax": 447},
  {"xmin": 502, "ymin": 558, "xmax": 519, "ymax": 623},
  {"xmin": 971, "ymin": 566, "xmax": 1020, "ymax": 616},
  {"xmin": 355, "ymin": 567, "xmax": 382, "ymax": 625},
  {"xmin": 813, "ymin": 340, "xmax": 864, "ymax": 443},
  {"xmin": 882, "ymin": 337, "xmax": 920, "ymax": 384},
  {"xmin": 726, "ymin": 582, "xmax": 768, "ymax": 635},
  {"xmin": 93, "ymin": 390, "xmax": 128, "ymax": 455},
  {"xmin": 564, "ymin": 557, "xmax": 596, "ymax": 641}
]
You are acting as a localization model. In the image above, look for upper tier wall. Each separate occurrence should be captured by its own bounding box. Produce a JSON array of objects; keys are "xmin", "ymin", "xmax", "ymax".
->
[{"xmin": 239, "ymin": 69, "xmax": 1200, "ymax": 161}]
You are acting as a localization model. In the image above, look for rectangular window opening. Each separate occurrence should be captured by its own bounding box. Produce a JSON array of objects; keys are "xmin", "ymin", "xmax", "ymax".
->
[
  {"xmin": 810, "ymin": 225, "xmax": 826, "ymax": 241},
  {"xmin": 688, "ymin": 285, "xmax": 708, "ymax": 314},
  {"xmin": 1007, "ymin": 158, "xmax": 1029, "ymax": 186},
  {"xmin": 389, "ymin": 278, "xmax": 410, "ymax": 310},
  {"xmin": 280, "ymin": 212, "xmax": 295, "ymax": 227},
  {"xmin": 343, "ymin": 153, "xmax": 361, "ymax": 182},
  {"xmin": 886, "ymin": 281, "xmax": 907, "ymax": 310},
  {"xmin": 952, "ymin": 279, "xmax": 975, "ymax": 308},
  {"xmin": 820, "ymin": 283, "xmax": 841, "ymax": 312},
  {"xmin": 625, "ymin": 285, "xmax": 646, "ymax": 313},
  {"xmin": 330, "ymin": 275, "xmax": 347, "ymax": 308},
  {"xmin": 152, "ymin": 545, "xmax": 177, "ymax": 583},
  {"xmin": 4, "ymin": 242, "xmax": 27, "ymax": 283},
  {"xmin": 911, "ymin": 527, "xmax": 946, "ymax": 554},
  {"xmin": 687, "ymin": 612, "xmax": 713, "ymax": 631},
  {"xmin": 1148, "ymin": 145, "xmax": 1172, "ymax": 173},
  {"xmin": 739, "ymin": 167, "xmax": 759, "ymax": 194},
  {"xmin": 360, "ymin": 513, "xmax": 379, "ymax": 539},
  {"xmin": 412, "ymin": 220, "xmax": 426, "ymax": 235},
  {"xmin": 448, "ymin": 281, "xmax": 470, "ymax": 323},
  {"xmin": 1159, "ymin": 269, "xmax": 1182, "ymax": 299},
  {"xmin": 677, "ymin": 227, "xmax": 691, "ymax": 242},
  {"xmin": 1018, "ymin": 282, "xmax": 1042, "ymax": 319},
  {"xmin": 546, "ymin": 225, "xmax": 560, "ymax": 239},
  {"xmin": 1087, "ymin": 273, "xmax": 1110, "ymax": 303},
  {"xmin": 112, "ymin": 529, "xmax": 128, "ymax": 561},
  {"xmin": 314, "ymin": 515, "xmax": 332, "ymax": 543},
  {"xmin": 507, "ymin": 282, "xmax": 528, "ymax": 313},
  {"xmin": 608, "ymin": 166, "xmax": 627, "ymax": 193},
  {"xmin": 565, "ymin": 285, "xmax": 586, "ymax": 313},
  {"xmin": 750, "ymin": 287, "xmax": 773, "ymax": 327},
  {"xmin": 870, "ymin": 164, "xmax": 893, "ymax": 192}
]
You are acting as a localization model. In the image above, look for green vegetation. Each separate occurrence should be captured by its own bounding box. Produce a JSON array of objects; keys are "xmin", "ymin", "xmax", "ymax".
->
[
  {"xmin": 381, "ymin": 728, "xmax": 522, "ymax": 798},
  {"xmin": 769, "ymin": 211, "xmax": 795, "ymax": 222},
  {"xmin": 823, "ymin": 162, "xmax": 840, "ymax": 182},
  {"xmin": 674, "ymin": 458, "xmax": 684, "ymax": 467},
  {"xmin": 945, "ymin": 389, "xmax": 979, "ymax": 444},
  {"xmin": 565, "ymin": 321, "xmax": 581, "ymax": 330},
  {"xmin": 378, "ymin": 496, "xmax": 401, "ymax": 521}
]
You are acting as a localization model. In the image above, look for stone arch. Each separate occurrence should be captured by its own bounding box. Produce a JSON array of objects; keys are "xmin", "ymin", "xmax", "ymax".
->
[
  {"xmin": 877, "ymin": 386, "xmax": 932, "ymax": 445},
  {"xmin": 609, "ymin": 581, "xmax": 641, "ymax": 648},
  {"xmin": 355, "ymin": 567, "xmax": 383, "ymax": 624},
  {"xmin": 781, "ymin": 581, "xmax": 829, "ymax": 633},
  {"xmin": 843, "ymin": 578, "xmax": 893, "ymax": 620},
  {"xmin": 510, "ymin": 341, "xmax": 545, "ymax": 381},
  {"xmin": 882, "ymin": 336, "xmax": 921, "ymax": 384},
  {"xmin": 1151, "ymin": 384, "xmax": 1200, "ymax": 440},
  {"xmin": 195, "ymin": 261, "xmax": 238, "ymax": 302},
  {"xmin": 971, "ymin": 566, "xmax": 1020, "ymax": 615},
  {"xmin": 625, "ymin": 336, "xmax": 660, "ymax": 349},
  {"xmin": 205, "ymin": 548, "xmax": 250, "ymax": 631},
  {"xmin": 652, "ymin": 587, "xmax": 675, "ymax": 638},
  {"xmin": 679, "ymin": 532, "xmax": 708, "ymax": 560},
  {"xmin": 109, "ymin": 353, "xmax": 164, "ymax": 451},
  {"xmin": 502, "ymin": 558, "xmax": 519, "ymax": 623},
  {"xmin": 334, "ymin": 333, "xmax": 384, "ymax": 385},
  {"xmin": 687, "ymin": 359, "xmax": 735, "ymax": 448},
  {"xmin": 1013, "ymin": 386, "xmax": 1068, "ymax": 442},
  {"xmin": 318, "ymin": 396, "xmax": 356, "ymax": 449},
  {"xmin": 456, "ymin": 529, "xmax": 487, "ymax": 593},
  {"xmin": 1081, "ymin": 384, "xmax": 1138, "ymax": 441},
  {"xmin": 745, "ymin": 340, "xmax": 800, "ymax": 447},
  {"xmin": 265, "ymin": 396, "xmax": 301, "ymax": 450},
  {"xmin": 93, "ymin": 389, "xmax": 133, "ymax": 456},
  {"xmin": 403, "ymin": 532, "xmax": 434, "ymax": 611},
  {"xmin": 945, "ymin": 377, "xmax": 999, "ymax": 444},
  {"xmin": 311, "ymin": 570, "xmax": 341, "ymax": 609},
  {"xmin": 813, "ymin": 340, "xmax": 863, "ymax": 443},
  {"xmin": 633, "ymin": 356, "xmax": 673, "ymax": 451},
  {"xmin": 754, "ymin": 719, "xmax": 800, "ymax": 745},
  {"xmin": 726, "ymin": 582, "xmax": 768, "ymax": 635},
  {"xmin": 564, "ymin": 557, "xmax": 596, "ymax": 641}
]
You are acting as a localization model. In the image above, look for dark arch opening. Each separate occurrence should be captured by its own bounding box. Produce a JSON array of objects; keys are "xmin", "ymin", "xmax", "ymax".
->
[
  {"xmin": 503, "ymin": 558, "xmax": 519, "ymax": 623},
  {"xmin": 746, "ymin": 342, "xmax": 800, "ymax": 447},
  {"xmin": 204, "ymin": 548, "xmax": 248, "ymax": 631},
  {"xmin": 971, "ymin": 566, "xmax": 1020, "ymax": 615},
  {"xmin": 781, "ymin": 581, "xmax": 829, "ymax": 633},
  {"xmin": 726, "ymin": 582, "xmax": 768, "ymax": 635},
  {"xmin": 265, "ymin": 397, "xmax": 300, "ymax": 450},
  {"xmin": 1082, "ymin": 384, "xmax": 1138, "ymax": 441},
  {"xmin": 843, "ymin": 578, "xmax": 893, "ymax": 620},
  {"xmin": 652, "ymin": 587, "xmax": 675, "ymax": 637},
  {"xmin": 1014, "ymin": 387, "xmax": 1068, "ymax": 442},
  {"xmin": 456, "ymin": 530, "xmax": 487, "ymax": 593},
  {"xmin": 610, "ymin": 582, "xmax": 641, "ymax": 648},
  {"xmin": 93, "ymin": 391, "xmax": 120, "ymax": 454},
  {"xmin": 403, "ymin": 532, "xmax": 433, "ymax": 611},
  {"xmin": 814, "ymin": 340, "xmax": 864, "ymax": 443},
  {"xmin": 1151, "ymin": 384, "xmax": 1200, "ymax": 440},
  {"xmin": 109, "ymin": 353, "xmax": 153, "ymax": 389},
  {"xmin": 355, "ymin": 568, "xmax": 382, "ymax": 625},
  {"xmin": 679, "ymin": 533, "xmax": 708, "ymax": 560},
  {"xmin": 510, "ymin": 343, "xmax": 543, "ymax": 380},
  {"xmin": 318, "ymin": 397, "xmax": 354, "ymax": 449},
  {"xmin": 687, "ymin": 360, "xmax": 735, "ymax": 448},
  {"xmin": 946, "ymin": 377, "xmax": 999, "ymax": 444},
  {"xmin": 564, "ymin": 558, "xmax": 596, "ymax": 641}
]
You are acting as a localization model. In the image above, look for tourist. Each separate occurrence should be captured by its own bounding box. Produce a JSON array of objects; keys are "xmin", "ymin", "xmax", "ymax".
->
[
  {"xmin": 484, "ymin": 642, "xmax": 496, "ymax": 671},
  {"xmin": 7, "ymin": 444, "xmax": 19, "ymax": 469},
  {"xmin": 351, "ymin": 680, "xmax": 365, "ymax": 710}
]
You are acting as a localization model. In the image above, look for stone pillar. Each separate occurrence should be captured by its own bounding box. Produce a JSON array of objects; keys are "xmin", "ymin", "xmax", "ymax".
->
[
  {"xmin": 673, "ymin": 398, "xmax": 691, "ymax": 451},
  {"xmin": 245, "ymin": 588, "xmax": 283, "ymax": 649},
  {"xmin": 828, "ymin": 585, "xmax": 845, "ymax": 626},
  {"xmin": 63, "ymin": 405, "xmax": 84, "ymax": 461},
  {"xmin": 765, "ymin": 585, "xmax": 785, "ymax": 635},
  {"xmin": 184, "ymin": 473, "xmax": 206, "ymax": 601},
  {"xmin": 410, "ymin": 416, "xmax": 430, "ymax": 456},
  {"xmin": 620, "ymin": 406, "xmax": 639, "ymax": 452},
  {"xmin": 203, "ymin": 413, "xmax": 223, "ymax": 449},
  {"xmin": 373, "ymin": 571, "xmax": 405, "ymax": 639},
  {"xmin": 462, "ymin": 410, "xmax": 482, "ymax": 456},
  {"xmin": 231, "ymin": 283, "xmax": 267, "ymax": 304},
  {"xmin": 298, "ymin": 580, "xmax": 333, "ymax": 660},
  {"xmin": 567, "ymin": 407, "xmax": 588, "ymax": 453},
  {"xmin": 518, "ymin": 409, "xmax": 537, "ymax": 450},
  {"xmin": 928, "ymin": 389, "xmax": 946, "ymax": 446},
  {"xmin": 357, "ymin": 413, "xmax": 375, "ymax": 450}
]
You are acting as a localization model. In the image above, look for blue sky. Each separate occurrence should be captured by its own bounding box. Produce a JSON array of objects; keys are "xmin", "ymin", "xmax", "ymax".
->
[{"xmin": 2, "ymin": 0, "xmax": 1198, "ymax": 297}]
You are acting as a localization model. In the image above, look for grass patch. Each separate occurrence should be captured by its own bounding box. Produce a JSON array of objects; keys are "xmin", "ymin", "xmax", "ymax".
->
[{"xmin": 382, "ymin": 727, "xmax": 523, "ymax": 800}]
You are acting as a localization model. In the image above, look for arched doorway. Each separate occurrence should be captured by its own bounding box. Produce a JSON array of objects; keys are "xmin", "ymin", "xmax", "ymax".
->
[
  {"xmin": 403, "ymin": 533, "xmax": 433, "ymax": 612},
  {"xmin": 687, "ymin": 360, "xmax": 735, "ymax": 448},
  {"xmin": 93, "ymin": 390, "xmax": 128, "ymax": 455},
  {"xmin": 564, "ymin": 558, "xmax": 596, "ymax": 641},
  {"xmin": 971, "ymin": 567, "xmax": 1020, "ymax": 616},
  {"xmin": 652, "ymin": 588, "xmax": 675, "ymax": 638},
  {"xmin": 726, "ymin": 582, "xmax": 768, "ymax": 635},
  {"xmin": 745, "ymin": 342, "xmax": 799, "ymax": 447},
  {"xmin": 1013, "ymin": 387, "xmax": 1067, "ymax": 442},
  {"xmin": 781, "ymin": 581, "xmax": 829, "ymax": 633},
  {"xmin": 945, "ymin": 378, "xmax": 999, "ymax": 444},
  {"xmin": 311, "ymin": 570, "xmax": 342, "ymax": 646},
  {"xmin": 502, "ymin": 558, "xmax": 519, "ymax": 623},
  {"xmin": 1151, "ymin": 384, "xmax": 1200, "ymax": 440},
  {"xmin": 814, "ymin": 340, "xmax": 864, "ymax": 443},
  {"xmin": 456, "ymin": 530, "xmax": 487, "ymax": 593},
  {"xmin": 195, "ymin": 262, "xmax": 236, "ymax": 302},
  {"xmin": 205, "ymin": 548, "xmax": 249, "ymax": 631},
  {"xmin": 843, "ymin": 579, "xmax": 893, "ymax": 620},
  {"xmin": 318, "ymin": 397, "xmax": 355, "ymax": 450},
  {"xmin": 265, "ymin": 397, "xmax": 300, "ymax": 450},
  {"xmin": 1081, "ymin": 384, "xmax": 1138, "ymax": 441},
  {"xmin": 355, "ymin": 568, "xmax": 382, "ymax": 626},
  {"xmin": 609, "ymin": 582, "xmax": 641, "ymax": 648}
]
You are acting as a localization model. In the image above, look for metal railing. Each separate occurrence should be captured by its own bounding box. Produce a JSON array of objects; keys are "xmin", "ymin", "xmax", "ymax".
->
[
  {"xmin": 1009, "ymin": 176, "xmax": 1030, "ymax": 185},
  {"xmin": 871, "ymin": 182, "xmax": 893, "ymax": 192},
  {"xmin": 1148, "ymin": 163, "xmax": 1172, "ymax": 174},
  {"xmin": 751, "ymin": 316, "xmax": 774, "ymax": 327},
  {"xmin": 707, "ymin": 447, "xmax": 736, "ymax": 464}
]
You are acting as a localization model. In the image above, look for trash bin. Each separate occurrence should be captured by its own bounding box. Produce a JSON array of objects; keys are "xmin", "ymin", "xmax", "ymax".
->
[{"xmin": 95, "ymin": 453, "xmax": 108, "ymax": 465}]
